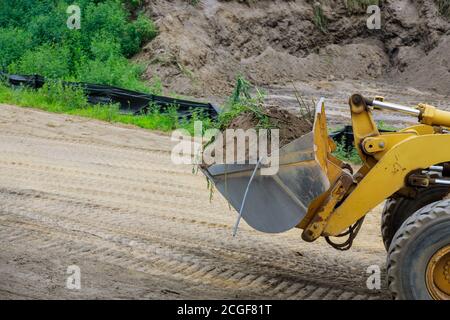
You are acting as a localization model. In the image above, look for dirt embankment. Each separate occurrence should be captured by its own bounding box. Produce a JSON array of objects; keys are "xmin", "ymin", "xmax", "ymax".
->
[{"xmin": 137, "ymin": 0, "xmax": 450, "ymax": 97}]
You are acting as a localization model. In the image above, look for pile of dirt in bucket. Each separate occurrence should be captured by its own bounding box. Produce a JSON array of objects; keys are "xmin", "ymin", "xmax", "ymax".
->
[
  {"xmin": 226, "ymin": 106, "xmax": 313, "ymax": 147},
  {"xmin": 202, "ymin": 105, "xmax": 313, "ymax": 166}
]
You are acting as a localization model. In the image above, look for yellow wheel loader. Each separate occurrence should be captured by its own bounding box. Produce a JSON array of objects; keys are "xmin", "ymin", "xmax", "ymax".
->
[{"xmin": 201, "ymin": 94, "xmax": 450, "ymax": 300}]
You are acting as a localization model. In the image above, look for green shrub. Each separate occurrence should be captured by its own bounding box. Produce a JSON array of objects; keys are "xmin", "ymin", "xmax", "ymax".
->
[
  {"xmin": 0, "ymin": 0, "xmax": 158, "ymax": 92},
  {"xmin": 9, "ymin": 44, "xmax": 71, "ymax": 79},
  {"xmin": 82, "ymin": 1, "xmax": 156, "ymax": 58},
  {"xmin": 39, "ymin": 81, "xmax": 89, "ymax": 111},
  {"xmin": 76, "ymin": 56, "xmax": 148, "ymax": 92},
  {"xmin": 0, "ymin": 28, "xmax": 33, "ymax": 70},
  {"xmin": 125, "ymin": 14, "xmax": 158, "ymax": 56},
  {"xmin": 0, "ymin": 81, "xmax": 88, "ymax": 113},
  {"xmin": 89, "ymin": 34, "xmax": 122, "ymax": 61},
  {"xmin": 27, "ymin": 8, "xmax": 67, "ymax": 46}
]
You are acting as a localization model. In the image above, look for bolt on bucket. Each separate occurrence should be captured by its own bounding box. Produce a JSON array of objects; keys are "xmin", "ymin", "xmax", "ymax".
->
[{"xmin": 201, "ymin": 98, "xmax": 338, "ymax": 234}]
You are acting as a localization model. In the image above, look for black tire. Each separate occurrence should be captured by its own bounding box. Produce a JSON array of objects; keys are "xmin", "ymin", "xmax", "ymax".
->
[
  {"xmin": 381, "ymin": 186, "xmax": 450, "ymax": 250},
  {"xmin": 387, "ymin": 199, "xmax": 450, "ymax": 300}
]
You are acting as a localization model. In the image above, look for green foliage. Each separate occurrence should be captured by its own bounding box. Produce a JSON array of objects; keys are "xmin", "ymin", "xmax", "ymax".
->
[
  {"xmin": 39, "ymin": 81, "xmax": 89, "ymax": 111},
  {"xmin": 89, "ymin": 34, "xmax": 122, "ymax": 61},
  {"xmin": 148, "ymin": 75, "xmax": 163, "ymax": 95},
  {"xmin": 0, "ymin": 0, "xmax": 158, "ymax": 92},
  {"xmin": 229, "ymin": 75, "xmax": 252, "ymax": 106},
  {"xmin": 0, "ymin": 0, "xmax": 212, "ymax": 136},
  {"xmin": 0, "ymin": 28, "xmax": 33, "ymax": 69},
  {"xmin": 0, "ymin": 81, "xmax": 88, "ymax": 113},
  {"xmin": 125, "ymin": 14, "xmax": 158, "ymax": 56},
  {"xmin": 332, "ymin": 139, "xmax": 362, "ymax": 164},
  {"xmin": 9, "ymin": 44, "xmax": 71, "ymax": 79},
  {"xmin": 82, "ymin": 1, "xmax": 154, "ymax": 57},
  {"xmin": 122, "ymin": 0, "xmax": 143, "ymax": 8},
  {"xmin": 218, "ymin": 76, "xmax": 273, "ymax": 131}
]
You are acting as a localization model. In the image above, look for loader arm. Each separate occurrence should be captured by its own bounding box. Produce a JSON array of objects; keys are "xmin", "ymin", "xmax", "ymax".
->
[{"xmin": 303, "ymin": 94, "xmax": 450, "ymax": 240}]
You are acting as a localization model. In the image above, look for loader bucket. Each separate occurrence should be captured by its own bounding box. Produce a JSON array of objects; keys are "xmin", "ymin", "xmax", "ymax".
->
[{"xmin": 201, "ymin": 98, "xmax": 335, "ymax": 234}]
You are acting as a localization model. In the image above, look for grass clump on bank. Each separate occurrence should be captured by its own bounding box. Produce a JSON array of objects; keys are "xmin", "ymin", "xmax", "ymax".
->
[{"xmin": 313, "ymin": 2, "xmax": 328, "ymax": 33}]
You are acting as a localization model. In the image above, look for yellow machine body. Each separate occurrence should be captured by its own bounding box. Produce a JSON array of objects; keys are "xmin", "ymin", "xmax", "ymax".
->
[{"xmin": 300, "ymin": 94, "xmax": 450, "ymax": 240}]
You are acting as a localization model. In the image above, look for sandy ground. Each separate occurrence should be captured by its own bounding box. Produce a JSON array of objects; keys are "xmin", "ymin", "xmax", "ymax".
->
[{"xmin": 0, "ymin": 104, "xmax": 389, "ymax": 300}]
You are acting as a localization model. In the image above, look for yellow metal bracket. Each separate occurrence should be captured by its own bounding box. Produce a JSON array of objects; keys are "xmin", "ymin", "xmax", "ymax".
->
[
  {"xmin": 302, "ymin": 173, "xmax": 353, "ymax": 242},
  {"xmin": 324, "ymin": 134, "xmax": 450, "ymax": 235}
]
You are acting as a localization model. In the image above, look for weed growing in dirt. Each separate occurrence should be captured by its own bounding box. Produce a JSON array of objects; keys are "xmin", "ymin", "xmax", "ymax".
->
[
  {"xmin": 218, "ymin": 76, "xmax": 273, "ymax": 130},
  {"xmin": 313, "ymin": 2, "xmax": 328, "ymax": 33},
  {"xmin": 291, "ymin": 82, "xmax": 314, "ymax": 125}
]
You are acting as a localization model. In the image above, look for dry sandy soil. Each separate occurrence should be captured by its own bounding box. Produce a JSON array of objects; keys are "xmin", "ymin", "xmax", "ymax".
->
[
  {"xmin": 141, "ymin": 0, "xmax": 450, "ymax": 98},
  {"xmin": 0, "ymin": 104, "xmax": 389, "ymax": 300},
  {"xmin": 265, "ymin": 78, "xmax": 450, "ymax": 128}
]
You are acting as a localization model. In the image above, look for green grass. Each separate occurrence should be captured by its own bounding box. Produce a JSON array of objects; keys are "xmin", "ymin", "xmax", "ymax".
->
[
  {"xmin": 0, "ymin": 75, "xmax": 260, "ymax": 138},
  {"xmin": 0, "ymin": 82, "xmax": 213, "ymax": 135}
]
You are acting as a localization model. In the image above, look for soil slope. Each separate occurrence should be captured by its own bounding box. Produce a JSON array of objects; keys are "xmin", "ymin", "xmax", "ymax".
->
[{"xmin": 139, "ymin": 0, "xmax": 450, "ymax": 97}]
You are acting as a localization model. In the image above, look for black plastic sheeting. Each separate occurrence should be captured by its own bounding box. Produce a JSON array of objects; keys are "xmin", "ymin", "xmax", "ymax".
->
[{"xmin": 0, "ymin": 72, "xmax": 219, "ymax": 118}]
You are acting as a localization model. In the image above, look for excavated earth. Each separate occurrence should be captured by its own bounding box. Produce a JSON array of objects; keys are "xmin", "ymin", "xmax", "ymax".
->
[
  {"xmin": 141, "ymin": 0, "xmax": 450, "ymax": 96},
  {"xmin": 0, "ymin": 104, "xmax": 389, "ymax": 299},
  {"xmin": 139, "ymin": 0, "xmax": 450, "ymax": 127},
  {"xmin": 224, "ymin": 106, "xmax": 313, "ymax": 147}
]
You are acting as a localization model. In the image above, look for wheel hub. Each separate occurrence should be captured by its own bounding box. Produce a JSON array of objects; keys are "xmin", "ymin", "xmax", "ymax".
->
[{"xmin": 426, "ymin": 245, "xmax": 450, "ymax": 300}]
